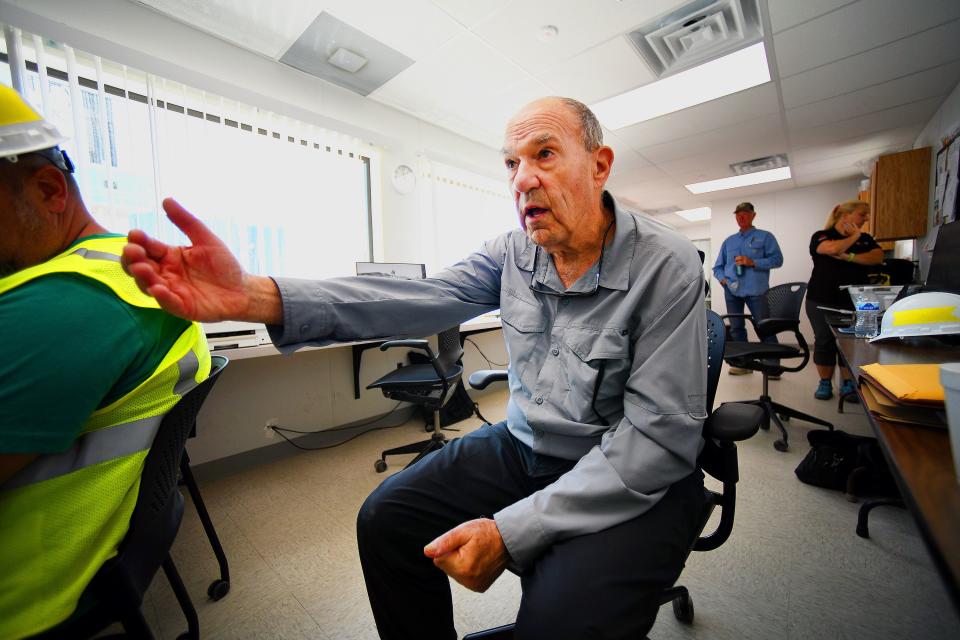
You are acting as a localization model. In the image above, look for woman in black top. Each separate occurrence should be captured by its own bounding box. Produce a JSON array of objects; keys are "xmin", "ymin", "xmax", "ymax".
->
[{"xmin": 805, "ymin": 200, "xmax": 884, "ymax": 400}]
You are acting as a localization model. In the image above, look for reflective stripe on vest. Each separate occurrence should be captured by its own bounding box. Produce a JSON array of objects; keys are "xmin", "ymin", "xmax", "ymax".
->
[
  {"xmin": 70, "ymin": 247, "xmax": 122, "ymax": 262},
  {"xmin": 3, "ymin": 349, "xmax": 200, "ymax": 491}
]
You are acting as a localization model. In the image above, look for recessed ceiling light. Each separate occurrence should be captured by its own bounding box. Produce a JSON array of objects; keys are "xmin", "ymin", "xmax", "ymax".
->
[
  {"xmin": 676, "ymin": 207, "xmax": 712, "ymax": 222},
  {"xmin": 327, "ymin": 47, "xmax": 368, "ymax": 73},
  {"xmin": 590, "ymin": 42, "xmax": 770, "ymax": 129},
  {"xmin": 685, "ymin": 166, "xmax": 791, "ymax": 194}
]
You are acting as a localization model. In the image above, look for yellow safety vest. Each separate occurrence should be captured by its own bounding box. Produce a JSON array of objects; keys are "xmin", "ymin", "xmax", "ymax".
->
[{"xmin": 0, "ymin": 236, "xmax": 210, "ymax": 639}]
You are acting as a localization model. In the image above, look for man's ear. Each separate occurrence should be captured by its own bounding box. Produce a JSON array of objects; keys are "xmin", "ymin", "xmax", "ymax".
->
[
  {"xmin": 30, "ymin": 164, "xmax": 70, "ymax": 214},
  {"xmin": 594, "ymin": 145, "xmax": 613, "ymax": 187}
]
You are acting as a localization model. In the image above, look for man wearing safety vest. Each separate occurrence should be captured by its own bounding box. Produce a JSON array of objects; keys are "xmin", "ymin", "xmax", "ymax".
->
[{"xmin": 0, "ymin": 83, "xmax": 210, "ymax": 639}]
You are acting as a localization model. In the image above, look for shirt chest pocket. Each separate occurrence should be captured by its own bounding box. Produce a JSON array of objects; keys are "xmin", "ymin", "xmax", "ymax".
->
[
  {"xmin": 561, "ymin": 327, "xmax": 632, "ymax": 424},
  {"xmin": 500, "ymin": 289, "xmax": 547, "ymax": 372}
]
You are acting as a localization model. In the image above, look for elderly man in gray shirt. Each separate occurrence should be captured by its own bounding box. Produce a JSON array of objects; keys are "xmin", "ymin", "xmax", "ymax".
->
[{"xmin": 122, "ymin": 97, "xmax": 708, "ymax": 640}]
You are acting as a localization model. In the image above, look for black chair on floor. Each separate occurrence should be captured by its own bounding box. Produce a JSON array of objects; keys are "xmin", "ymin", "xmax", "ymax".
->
[
  {"xmin": 179, "ymin": 451, "xmax": 230, "ymax": 601},
  {"xmin": 462, "ymin": 310, "xmax": 764, "ymax": 638},
  {"xmin": 722, "ymin": 282, "xmax": 833, "ymax": 452},
  {"xmin": 370, "ymin": 327, "xmax": 464, "ymax": 473},
  {"xmin": 38, "ymin": 355, "xmax": 229, "ymax": 640}
]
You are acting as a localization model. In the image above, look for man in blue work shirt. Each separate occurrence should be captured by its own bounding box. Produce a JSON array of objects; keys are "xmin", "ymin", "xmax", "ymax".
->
[{"xmin": 713, "ymin": 203, "xmax": 783, "ymax": 372}]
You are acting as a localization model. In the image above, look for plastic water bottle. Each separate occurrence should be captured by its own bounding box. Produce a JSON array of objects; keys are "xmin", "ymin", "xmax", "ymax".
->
[
  {"xmin": 855, "ymin": 292, "xmax": 881, "ymax": 339},
  {"xmin": 735, "ymin": 263, "xmax": 744, "ymax": 277}
]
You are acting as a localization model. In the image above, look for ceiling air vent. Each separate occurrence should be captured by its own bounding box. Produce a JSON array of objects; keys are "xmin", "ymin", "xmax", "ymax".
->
[
  {"xmin": 626, "ymin": 0, "xmax": 763, "ymax": 78},
  {"xmin": 730, "ymin": 154, "xmax": 788, "ymax": 175}
]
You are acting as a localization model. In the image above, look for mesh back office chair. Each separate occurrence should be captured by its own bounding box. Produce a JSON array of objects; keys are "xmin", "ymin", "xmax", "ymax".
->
[
  {"xmin": 369, "ymin": 327, "xmax": 464, "ymax": 473},
  {"xmin": 36, "ymin": 356, "xmax": 229, "ymax": 640},
  {"xmin": 462, "ymin": 311, "xmax": 763, "ymax": 639},
  {"xmin": 722, "ymin": 282, "xmax": 833, "ymax": 452}
]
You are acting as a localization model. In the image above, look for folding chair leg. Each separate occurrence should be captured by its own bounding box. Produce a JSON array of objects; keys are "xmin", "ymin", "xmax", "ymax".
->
[
  {"xmin": 118, "ymin": 606, "xmax": 155, "ymax": 639},
  {"xmin": 180, "ymin": 452, "xmax": 231, "ymax": 600},
  {"xmin": 162, "ymin": 555, "xmax": 200, "ymax": 640}
]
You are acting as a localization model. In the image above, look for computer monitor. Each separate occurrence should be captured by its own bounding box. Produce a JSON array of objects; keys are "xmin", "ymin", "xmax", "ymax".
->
[
  {"xmin": 356, "ymin": 262, "xmax": 426, "ymax": 279},
  {"xmin": 925, "ymin": 220, "xmax": 960, "ymax": 293}
]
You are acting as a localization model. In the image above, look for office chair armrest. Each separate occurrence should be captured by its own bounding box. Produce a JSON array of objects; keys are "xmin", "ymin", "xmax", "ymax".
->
[
  {"xmin": 720, "ymin": 312, "xmax": 759, "ymax": 333},
  {"xmin": 704, "ymin": 403, "xmax": 764, "ymax": 442},
  {"xmin": 468, "ymin": 369, "xmax": 508, "ymax": 390},
  {"xmin": 753, "ymin": 316, "xmax": 798, "ymax": 338},
  {"xmin": 379, "ymin": 339, "xmax": 434, "ymax": 356}
]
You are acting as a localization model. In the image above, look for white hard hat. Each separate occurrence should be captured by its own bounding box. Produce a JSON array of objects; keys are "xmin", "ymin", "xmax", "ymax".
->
[{"xmin": 870, "ymin": 291, "xmax": 960, "ymax": 342}]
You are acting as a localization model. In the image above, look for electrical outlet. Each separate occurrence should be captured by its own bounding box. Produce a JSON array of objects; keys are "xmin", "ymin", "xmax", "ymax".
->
[{"xmin": 264, "ymin": 418, "xmax": 279, "ymax": 439}]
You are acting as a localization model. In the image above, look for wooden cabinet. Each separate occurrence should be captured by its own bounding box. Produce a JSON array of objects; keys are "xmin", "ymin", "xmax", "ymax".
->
[
  {"xmin": 857, "ymin": 189, "xmax": 895, "ymax": 250},
  {"xmin": 868, "ymin": 147, "xmax": 931, "ymax": 241}
]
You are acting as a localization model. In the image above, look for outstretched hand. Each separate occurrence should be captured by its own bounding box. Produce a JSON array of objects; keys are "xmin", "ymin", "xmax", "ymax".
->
[
  {"xmin": 122, "ymin": 198, "xmax": 278, "ymax": 323},
  {"xmin": 424, "ymin": 518, "xmax": 509, "ymax": 593}
]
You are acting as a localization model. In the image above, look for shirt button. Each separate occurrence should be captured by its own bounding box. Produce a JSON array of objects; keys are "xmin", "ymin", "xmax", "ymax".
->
[
  {"xmin": 535, "ymin": 396, "xmax": 544, "ymax": 405},
  {"xmin": 551, "ymin": 347, "xmax": 560, "ymax": 356}
]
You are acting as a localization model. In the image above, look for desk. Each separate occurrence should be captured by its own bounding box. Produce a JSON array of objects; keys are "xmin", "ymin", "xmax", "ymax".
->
[
  {"xmin": 833, "ymin": 331, "xmax": 960, "ymax": 609},
  {"xmin": 210, "ymin": 314, "xmax": 503, "ymax": 399}
]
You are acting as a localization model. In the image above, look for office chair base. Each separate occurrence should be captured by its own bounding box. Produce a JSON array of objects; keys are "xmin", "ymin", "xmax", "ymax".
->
[
  {"xmin": 856, "ymin": 498, "xmax": 906, "ymax": 538},
  {"xmin": 375, "ymin": 430, "xmax": 448, "ymax": 472}
]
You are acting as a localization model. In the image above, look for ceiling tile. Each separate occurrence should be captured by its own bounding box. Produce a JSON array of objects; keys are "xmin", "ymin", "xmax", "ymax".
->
[
  {"xmin": 792, "ymin": 166, "xmax": 865, "ymax": 187},
  {"xmin": 780, "ymin": 20, "xmax": 960, "ymax": 108},
  {"xmin": 654, "ymin": 137, "xmax": 791, "ymax": 183},
  {"xmin": 470, "ymin": 0, "xmax": 679, "ymax": 75},
  {"xmin": 767, "ymin": 0, "xmax": 856, "ymax": 34},
  {"xmin": 135, "ymin": 0, "xmax": 326, "ymax": 58},
  {"xmin": 638, "ymin": 113, "xmax": 785, "ymax": 165},
  {"xmin": 441, "ymin": 77, "xmax": 554, "ymax": 144},
  {"xmin": 535, "ymin": 37, "xmax": 656, "ymax": 104},
  {"xmin": 774, "ymin": 0, "xmax": 960, "ymax": 78},
  {"xmin": 784, "ymin": 61, "xmax": 960, "ymax": 130},
  {"xmin": 603, "ymin": 131, "xmax": 653, "ymax": 173},
  {"xmin": 789, "ymin": 125, "xmax": 919, "ymax": 159},
  {"xmin": 786, "ymin": 96, "xmax": 944, "ymax": 148},
  {"xmin": 428, "ymin": 0, "xmax": 511, "ymax": 29},
  {"xmin": 370, "ymin": 31, "xmax": 529, "ymax": 123},
  {"xmin": 613, "ymin": 83, "xmax": 780, "ymax": 150}
]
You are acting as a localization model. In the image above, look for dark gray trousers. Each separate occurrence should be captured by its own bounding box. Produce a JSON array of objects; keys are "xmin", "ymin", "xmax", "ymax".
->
[{"xmin": 356, "ymin": 421, "xmax": 706, "ymax": 640}]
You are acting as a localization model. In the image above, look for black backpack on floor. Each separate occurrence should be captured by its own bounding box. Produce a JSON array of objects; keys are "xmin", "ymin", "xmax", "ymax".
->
[{"xmin": 795, "ymin": 429, "xmax": 899, "ymax": 499}]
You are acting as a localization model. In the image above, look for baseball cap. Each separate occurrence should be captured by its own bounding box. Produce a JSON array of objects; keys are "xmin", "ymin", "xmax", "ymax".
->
[{"xmin": 734, "ymin": 202, "xmax": 754, "ymax": 213}]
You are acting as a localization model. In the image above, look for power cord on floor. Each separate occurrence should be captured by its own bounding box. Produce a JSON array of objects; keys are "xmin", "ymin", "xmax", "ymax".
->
[
  {"xmin": 464, "ymin": 337, "xmax": 507, "ymax": 367},
  {"xmin": 269, "ymin": 401, "xmax": 406, "ymax": 451}
]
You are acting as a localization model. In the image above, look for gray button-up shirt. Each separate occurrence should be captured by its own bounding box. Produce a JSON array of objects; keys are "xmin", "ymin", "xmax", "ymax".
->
[{"xmin": 268, "ymin": 192, "xmax": 707, "ymax": 569}]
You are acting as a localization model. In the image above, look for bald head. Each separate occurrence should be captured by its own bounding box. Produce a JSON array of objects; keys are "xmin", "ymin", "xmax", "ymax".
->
[{"xmin": 510, "ymin": 97, "xmax": 604, "ymax": 153}]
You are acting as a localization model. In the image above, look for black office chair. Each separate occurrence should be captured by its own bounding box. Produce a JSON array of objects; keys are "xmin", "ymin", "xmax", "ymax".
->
[
  {"xmin": 462, "ymin": 310, "xmax": 764, "ymax": 638},
  {"xmin": 370, "ymin": 327, "xmax": 464, "ymax": 473},
  {"xmin": 722, "ymin": 282, "xmax": 833, "ymax": 451},
  {"xmin": 36, "ymin": 355, "xmax": 229, "ymax": 640},
  {"xmin": 179, "ymin": 450, "xmax": 230, "ymax": 601}
]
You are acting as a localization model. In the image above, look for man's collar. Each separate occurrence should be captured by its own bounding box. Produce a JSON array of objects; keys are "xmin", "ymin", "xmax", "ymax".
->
[{"xmin": 516, "ymin": 191, "xmax": 633, "ymax": 292}]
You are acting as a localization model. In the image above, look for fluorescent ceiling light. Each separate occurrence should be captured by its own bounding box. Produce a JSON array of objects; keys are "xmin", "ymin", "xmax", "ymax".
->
[
  {"xmin": 591, "ymin": 42, "xmax": 770, "ymax": 129},
  {"xmin": 676, "ymin": 207, "xmax": 712, "ymax": 222},
  {"xmin": 685, "ymin": 166, "xmax": 792, "ymax": 194}
]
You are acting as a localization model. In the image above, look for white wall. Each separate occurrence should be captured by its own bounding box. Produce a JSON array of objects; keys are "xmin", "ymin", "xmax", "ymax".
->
[
  {"xmin": 913, "ymin": 78, "xmax": 960, "ymax": 279},
  {"xmin": 0, "ymin": 0, "xmax": 509, "ymax": 464},
  {"xmin": 707, "ymin": 178, "xmax": 860, "ymax": 341}
]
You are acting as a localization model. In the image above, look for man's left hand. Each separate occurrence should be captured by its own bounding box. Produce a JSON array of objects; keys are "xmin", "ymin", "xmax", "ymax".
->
[
  {"xmin": 424, "ymin": 518, "xmax": 508, "ymax": 592},
  {"xmin": 734, "ymin": 255, "xmax": 755, "ymax": 267}
]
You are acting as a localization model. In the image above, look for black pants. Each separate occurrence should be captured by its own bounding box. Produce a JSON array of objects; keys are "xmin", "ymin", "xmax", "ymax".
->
[
  {"xmin": 805, "ymin": 298, "xmax": 841, "ymax": 367},
  {"xmin": 356, "ymin": 421, "xmax": 706, "ymax": 640}
]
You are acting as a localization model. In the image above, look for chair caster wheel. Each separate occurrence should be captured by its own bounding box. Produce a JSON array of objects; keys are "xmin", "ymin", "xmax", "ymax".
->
[
  {"xmin": 374, "ymin": 459, "xmax": 387, "ymax": 473},
  {"xmin": 672, "ymin": 592, "xmax": 694, "ymax": 624},
  {"xmin": 208, "ymin": 578, "xmax": 230, "ymax": 601},
  {"xmin": 774, "ymin": 440, "xmax": 789, "ymax": 452}
]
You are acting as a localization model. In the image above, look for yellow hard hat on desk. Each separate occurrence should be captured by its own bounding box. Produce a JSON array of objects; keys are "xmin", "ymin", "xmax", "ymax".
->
[{"xmin": 0, "ymin": 82, "xmax": 73, "ymax": 172}]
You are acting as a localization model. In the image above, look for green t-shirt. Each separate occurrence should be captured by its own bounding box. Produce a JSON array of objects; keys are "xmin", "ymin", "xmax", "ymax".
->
[{"xmin": 0, "ymin": 234, "xmax": 190, "ymax": 454}]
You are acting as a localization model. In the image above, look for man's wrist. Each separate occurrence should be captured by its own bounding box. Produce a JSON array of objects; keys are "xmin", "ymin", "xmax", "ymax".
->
[{"xmin": 242, "ymin": 275, "xmax": 284, "ymax": 324}]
